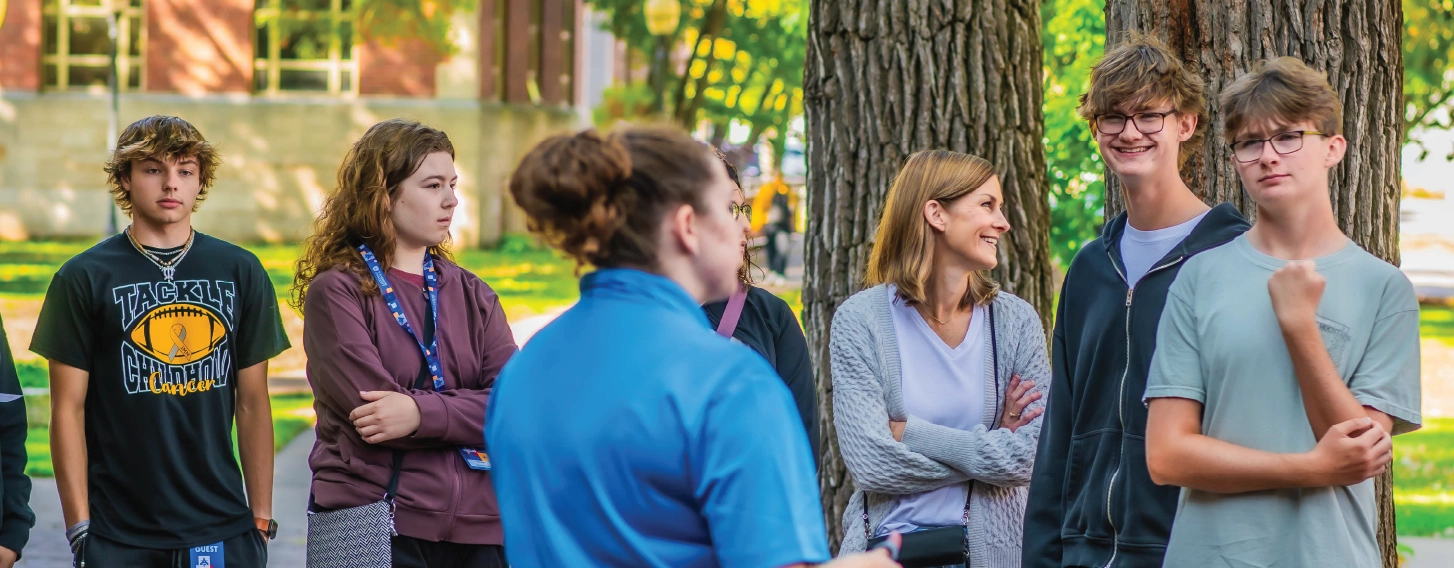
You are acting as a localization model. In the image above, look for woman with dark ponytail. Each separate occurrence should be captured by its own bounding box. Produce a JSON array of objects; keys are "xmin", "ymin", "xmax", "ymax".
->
[{"xmin": 485, "ymin": 126, "xmax": 898, "ymax": 568}]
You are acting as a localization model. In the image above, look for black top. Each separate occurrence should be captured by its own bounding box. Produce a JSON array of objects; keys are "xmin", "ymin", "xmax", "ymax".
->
[
  {"xmin": 0, "ymin": 320, "xmax": 33, "ymax": 556},
  {"xmin": 702, "ymin": 286, "xmax": 819, "ymax": 464},
  {"xmin": 1022, "ymin": 203, "xmax": 1250, "ymax": 568},
  {"xmin": 31, "ymin": 233, "xmax": 291, "ymax": 548}
]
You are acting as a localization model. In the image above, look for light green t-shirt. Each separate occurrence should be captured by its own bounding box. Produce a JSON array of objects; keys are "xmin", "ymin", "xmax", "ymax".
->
[{"xmin": 1145, "ymin": 235, "xmax": 1422, "ymax": 568}]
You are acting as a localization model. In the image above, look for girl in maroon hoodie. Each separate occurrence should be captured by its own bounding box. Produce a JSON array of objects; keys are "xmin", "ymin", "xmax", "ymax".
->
[{"xmin": 291, "ymin": 118, "xmax": 517, "ymax": 567}]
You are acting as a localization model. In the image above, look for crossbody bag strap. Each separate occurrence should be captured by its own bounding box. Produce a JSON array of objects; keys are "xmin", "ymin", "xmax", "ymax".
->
[
  {"xmin": 716, "ymin": 286, "xmax": 749, "ymax": 338},
  {"xmin": 960, "ymin": 303, "xmax": 1001, "ymax": 557},
  {"xmin": 989, "ymin": 302, "xmax": 1000, "ymax": 428}
]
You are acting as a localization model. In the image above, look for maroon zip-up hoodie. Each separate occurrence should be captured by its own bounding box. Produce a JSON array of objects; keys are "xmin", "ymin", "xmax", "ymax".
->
[{"xmin": 304, "ymin": 260, "xmax": 516, "ymax": 544}]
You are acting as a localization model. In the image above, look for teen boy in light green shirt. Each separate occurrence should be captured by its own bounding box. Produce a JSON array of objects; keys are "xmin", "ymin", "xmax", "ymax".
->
[{"xmin": 1143, "ymin": 57, "xmax": 1422, "ymax": 568}]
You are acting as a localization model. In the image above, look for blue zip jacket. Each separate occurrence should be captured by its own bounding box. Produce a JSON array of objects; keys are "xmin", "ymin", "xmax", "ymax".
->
[
  {"xmin": 486, "ymin": 268, "xmax": 829, "ymax": 568},
  {"xmin": 1022, "ymin": 204, "xmax": 1249, "ymax": 568}
]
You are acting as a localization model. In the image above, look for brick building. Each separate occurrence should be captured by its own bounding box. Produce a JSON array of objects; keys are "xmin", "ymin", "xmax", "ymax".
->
[{"xmin": 0, "ymin": 0, "xmax": 603, "ymax": 245}]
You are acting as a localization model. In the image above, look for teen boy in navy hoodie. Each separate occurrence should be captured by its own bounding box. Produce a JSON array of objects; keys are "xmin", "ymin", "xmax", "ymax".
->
[{"xmin": 1022, "ymin": 37, "xmax": 1249, "ymax": 568}]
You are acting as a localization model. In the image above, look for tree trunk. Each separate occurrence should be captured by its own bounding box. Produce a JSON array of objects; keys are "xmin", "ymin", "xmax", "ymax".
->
[
  {"xmin": 803, "ymin": 0, "xmax": 1052, "ymax": 553},
  {"xmin": 1103, "ymin": 2, "xmax": 1404, "ymax": 566}
]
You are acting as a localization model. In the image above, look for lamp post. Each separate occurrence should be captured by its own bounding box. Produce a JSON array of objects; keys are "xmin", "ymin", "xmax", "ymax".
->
[
  {"xmin": 643, "ymin": 0, "xmax": 680, "ymax": 115},
  {"xmin": 105, "ymin": 0, "xmax": 121, "ymax": 235}
]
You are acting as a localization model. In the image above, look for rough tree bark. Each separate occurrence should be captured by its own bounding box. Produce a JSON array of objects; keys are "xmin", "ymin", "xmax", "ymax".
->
[
  {"xmin": 1104, "ymin": 2, "xmax": 1405, "ymax": 566},
  {"xmin": 803, "ymin": 0, "xmax": 1052, "ymax": 553}
]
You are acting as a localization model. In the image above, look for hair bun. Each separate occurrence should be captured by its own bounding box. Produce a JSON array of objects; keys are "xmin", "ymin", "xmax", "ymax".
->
[{"xmin": 509, "ymin": 129, "xmax": 634, "ymax": 264}]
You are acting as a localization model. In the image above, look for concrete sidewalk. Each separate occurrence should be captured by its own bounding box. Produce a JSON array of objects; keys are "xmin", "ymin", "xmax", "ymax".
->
[
  {"xmin": 1406, "ymin": 537, "xmax": 1454, "ymax": 568},
  {"xmin": 17, "ymin": 428, "xmax": 316, "ymax": 567}
]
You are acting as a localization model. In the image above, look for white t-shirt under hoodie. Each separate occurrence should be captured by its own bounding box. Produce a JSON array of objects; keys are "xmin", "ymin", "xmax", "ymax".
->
[{"xmin": 1119, "ymin": 210, "xmax": 1209, "ymax": 288}]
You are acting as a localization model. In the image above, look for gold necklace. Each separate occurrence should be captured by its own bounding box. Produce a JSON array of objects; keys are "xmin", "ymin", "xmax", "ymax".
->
[
  {"xmin": 125, "ymin": 227, "xmax": 195, "ymax": 281},
  {"xmin": 916, "ymin": 304, "xmax": 959, "ymax": 325}
]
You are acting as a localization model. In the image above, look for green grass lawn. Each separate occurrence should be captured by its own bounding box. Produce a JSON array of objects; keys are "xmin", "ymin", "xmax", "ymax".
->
[
  {"xmin": 1422, "ymin": 304, "xmax": 1454, "ymax": 347},
  {"xmin": 267, "ymin": 392, "xmax": 317, "ymax": 452},
  {"xmin": 1396, "ymin": 417, "xmax": 1454, "ymax": 537},
  {"xmin": 0, "ymin": 235, "xmax": 584, "ymax": 321}
]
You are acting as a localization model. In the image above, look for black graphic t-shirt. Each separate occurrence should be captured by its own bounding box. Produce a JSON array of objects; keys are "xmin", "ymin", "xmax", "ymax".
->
[{"xmin": 31, "ymin": 232, "xmax": 290, "ymax": 548}]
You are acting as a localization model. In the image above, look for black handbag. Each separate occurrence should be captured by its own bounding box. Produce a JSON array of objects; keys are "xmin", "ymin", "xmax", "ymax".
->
[
  {"xmin": 866, "ymin": 513, "xmax": 969, "ymax": 568},
  {"xmin": 863, "ymin": 304, "xmax": 1002, "ymax": 568}
]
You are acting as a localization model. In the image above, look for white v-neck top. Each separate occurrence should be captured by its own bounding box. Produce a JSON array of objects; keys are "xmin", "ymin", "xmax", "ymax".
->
[{"xmin": 878, "ymin": 288, "xmax": 987, "ymax": 535}]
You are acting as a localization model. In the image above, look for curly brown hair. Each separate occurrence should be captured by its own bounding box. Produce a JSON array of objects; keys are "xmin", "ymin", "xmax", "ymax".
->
[
  {"xmin": 103, "ymin": 116, "xmax": 221, "ymax": 216},
  {"xmin": 290, "ymin": 118, "xmax": 456, "ymax": 312}
]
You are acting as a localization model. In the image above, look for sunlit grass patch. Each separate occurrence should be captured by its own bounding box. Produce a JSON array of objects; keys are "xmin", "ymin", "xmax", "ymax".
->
[{"xmin": 1396, "ymin": 417, "xmax": 1454, "ymax": 537}]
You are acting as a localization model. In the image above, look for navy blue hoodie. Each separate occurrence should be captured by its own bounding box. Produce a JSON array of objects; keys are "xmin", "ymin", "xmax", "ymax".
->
[{"xmin": 1023, "ymin": 203, "xmax": 1249, "ymax": 568}]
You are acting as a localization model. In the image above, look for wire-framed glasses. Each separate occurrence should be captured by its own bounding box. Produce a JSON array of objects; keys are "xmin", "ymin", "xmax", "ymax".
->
[
  {"xmin": 730, "ymin": 203, "xmax": 753, "ymax": 220},
  {"xmin": 1229, "ymin": 131, "xmax": 1327, "ymax": 163}
]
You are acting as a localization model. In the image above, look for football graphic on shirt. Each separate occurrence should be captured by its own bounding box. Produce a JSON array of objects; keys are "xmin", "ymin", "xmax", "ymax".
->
[{"xmin": 128, "ymin": 303, "xmax": 227, "ymax": 365}]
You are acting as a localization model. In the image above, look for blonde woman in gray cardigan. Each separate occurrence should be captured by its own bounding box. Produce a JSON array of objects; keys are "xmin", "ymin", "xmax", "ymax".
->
[{"xmin": 832, "ymin": 151, "xmax": 1051, "ymax": 568}]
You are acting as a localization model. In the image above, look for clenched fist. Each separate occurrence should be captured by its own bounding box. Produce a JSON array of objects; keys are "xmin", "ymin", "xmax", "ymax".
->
[
  {"xmin": 1268, "ymin": 260, "xmax": 1325, "ymax": 330},
  {"xmin": 1308, "ymin": 417, "xmax": 1392, "ymax": 487}
]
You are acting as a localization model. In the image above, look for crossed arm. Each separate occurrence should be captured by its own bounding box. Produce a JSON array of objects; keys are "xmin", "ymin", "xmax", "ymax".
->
[{"xmin": 1145, "ymin": 398, "xmax": 1391, "ymax": 493}]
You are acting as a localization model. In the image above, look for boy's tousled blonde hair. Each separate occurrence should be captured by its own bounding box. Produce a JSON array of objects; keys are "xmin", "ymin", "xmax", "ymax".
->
[
  {"xmin": 1079, "ymin": 34, "xmax": 1207, "ymax": 167},
  {"xmin": 1220, "ymin": 57, "xmax": 1342, "ymax": 141}
]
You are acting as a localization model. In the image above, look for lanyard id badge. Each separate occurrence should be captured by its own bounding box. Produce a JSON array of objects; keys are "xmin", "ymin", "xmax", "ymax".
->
[
  {"xmin": 359, "ymin": 244, "xmax": 491, "ymax": 472},
  {"xmin": 190, "ymin": 542, "xmax": 223, "ymax": 568},
  {"xmin": 460, "ymin": 448, "xmax": 492, "ymax": 471}
]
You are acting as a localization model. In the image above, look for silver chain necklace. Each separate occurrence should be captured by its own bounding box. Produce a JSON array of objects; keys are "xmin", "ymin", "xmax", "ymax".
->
[{"xmin": 125, "ymin": 227, "xmax": 195, "ymax": 281}]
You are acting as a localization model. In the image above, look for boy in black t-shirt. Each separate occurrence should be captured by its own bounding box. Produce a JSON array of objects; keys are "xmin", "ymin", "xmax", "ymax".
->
[{"xmin": 31, "ymin": 116, "xmax": 289, "ymax": 567}]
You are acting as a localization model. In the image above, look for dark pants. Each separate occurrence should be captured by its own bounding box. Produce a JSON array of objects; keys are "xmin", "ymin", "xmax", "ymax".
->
[
  {"xmin": 765, "ymin": 230, "xmax": 789, "ymax": 275},
  {"xmin": 390, "ymin": 536, "xmax": 506, "ymax": 568},
  {"xmin": 82, "ymin": 527, "xmax": 267, "ymax": 568}
]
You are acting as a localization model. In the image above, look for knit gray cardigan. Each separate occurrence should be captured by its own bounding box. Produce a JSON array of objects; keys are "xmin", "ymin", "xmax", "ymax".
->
[{"xmin": 830, "ymin": 285, "xmax": 1050, "ymax": 568}]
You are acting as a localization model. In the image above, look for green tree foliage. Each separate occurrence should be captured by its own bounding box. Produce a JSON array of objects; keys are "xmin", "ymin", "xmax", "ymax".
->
[
  {"xmin": 587, "ymin": 0, "xmax": 806, "ymax": 168},
  {"xmin": 355, "ymin": 0, "xmax": 477, "ymax": 57},
  {"xmin": 1406, "ymin": 0, "xmax": 1454, "ymax": 160},
  {"xmin": 1042, "ymin": 0, "xmax": 1106, "ymax": 268}
]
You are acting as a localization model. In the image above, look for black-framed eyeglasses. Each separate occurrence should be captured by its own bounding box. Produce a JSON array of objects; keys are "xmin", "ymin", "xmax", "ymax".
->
[
  {"xmin": 730, "ymin": 203, "xmax": 752, "ymax": 220},
  {"xmin": 1229, "ymin": 130, "xmax": 1327, "ymax": 163},
  {"xmin": 1094, "ymin": 111, "xmax": 1176, "ymax": 135}
]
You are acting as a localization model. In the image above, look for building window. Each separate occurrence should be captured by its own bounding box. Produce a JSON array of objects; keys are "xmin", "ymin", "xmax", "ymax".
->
[
  {"xmin": 253, "ymin": 0, "xmax": 358, "ymax": 94},
  {"xmin": 41, "ymin": 0, "xmax": 146, "ymax": 91}
]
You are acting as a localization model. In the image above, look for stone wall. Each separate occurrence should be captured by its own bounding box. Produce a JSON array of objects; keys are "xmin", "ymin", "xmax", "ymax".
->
[{"xmin": 0, "ymin": 92, "xmax": 580, "ymax": 245}]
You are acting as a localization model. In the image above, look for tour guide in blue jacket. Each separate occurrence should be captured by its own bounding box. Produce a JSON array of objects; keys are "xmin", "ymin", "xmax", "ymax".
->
[
  {"xmin": 485, "ymin": 268, "xmax": 829, "ymax": 568},
  {"xmin": 1022, "ymin": 204, "xmax": 1248, "ymax": 567}
]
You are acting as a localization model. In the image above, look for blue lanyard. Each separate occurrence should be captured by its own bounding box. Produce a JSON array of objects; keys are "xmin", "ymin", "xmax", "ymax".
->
[
  {"xmin": 358, "ymin": 244, "xmax": 445, "ymax": 391},
  {"xmin": 356, "ymin": 244, "xmax": 492, "ymax": 471}
]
